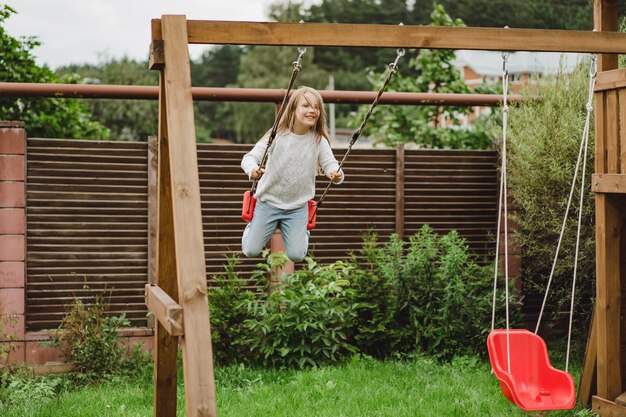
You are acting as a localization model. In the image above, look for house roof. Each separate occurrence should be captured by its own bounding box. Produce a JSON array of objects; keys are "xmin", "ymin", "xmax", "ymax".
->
[{"xmin": 453, "ymin": 50, "xmax": 586, "ymax": 77}]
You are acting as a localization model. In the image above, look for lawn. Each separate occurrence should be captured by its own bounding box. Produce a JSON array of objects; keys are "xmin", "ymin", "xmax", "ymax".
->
[{"xmin": 1, "ymin": 355, "xmax": 595, "ymax": 417}]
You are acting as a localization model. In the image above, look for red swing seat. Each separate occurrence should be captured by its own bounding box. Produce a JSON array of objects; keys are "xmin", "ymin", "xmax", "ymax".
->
[
  {"xmin": 486, "ymin": 329, "xmax": 576, "ymax": 412},
  {"xmin": 242, "ymin": 190, "xmax": 317, "ymax": 230}
]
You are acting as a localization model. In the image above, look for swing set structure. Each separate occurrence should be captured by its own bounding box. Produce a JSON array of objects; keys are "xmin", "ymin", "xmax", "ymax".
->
[{"xmin": 145, "ymin": 1, "xmax": 626, "ymax": 416}]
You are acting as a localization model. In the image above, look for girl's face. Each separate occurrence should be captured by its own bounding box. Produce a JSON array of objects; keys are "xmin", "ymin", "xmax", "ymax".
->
[{"xmin": 292, "ymin": 92, "xmax": 320, "ymax": 134}]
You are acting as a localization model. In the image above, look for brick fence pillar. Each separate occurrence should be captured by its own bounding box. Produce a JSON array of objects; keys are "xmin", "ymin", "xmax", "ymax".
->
[{"xmin": 0, "ymin": 121, "xmax": 26, "ymax": 366}]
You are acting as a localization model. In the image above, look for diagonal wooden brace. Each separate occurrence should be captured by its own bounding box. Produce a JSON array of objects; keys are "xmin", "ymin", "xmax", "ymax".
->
[{"xmin": 145, "ymin": 284, "xmax": 184, "ymax": 336}]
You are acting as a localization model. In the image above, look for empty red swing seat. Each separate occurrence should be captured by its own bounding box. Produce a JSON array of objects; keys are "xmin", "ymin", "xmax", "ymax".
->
[{"xmin": 487, "ymin": 329, "xmax": 576, "ymax": 412}]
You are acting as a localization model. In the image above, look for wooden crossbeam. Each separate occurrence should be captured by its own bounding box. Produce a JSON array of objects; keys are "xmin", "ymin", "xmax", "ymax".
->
[
  {"xmin": 151, "ymin": 19, "xmax": 626, "ymax": 54},
  {"xmin": 145, "ymin": 284, "xmax": 184, "ymax": 336},
  {"xmin": 595, "ymin": 69, "xmax": 626, "ymax": 92},
  {"xmin": 593, "ymin": 396, "xmax": 626, "ymax": 416},
  {"xmin": 592, "ymin": 174, "xmax": 626, "ymax": 193}
]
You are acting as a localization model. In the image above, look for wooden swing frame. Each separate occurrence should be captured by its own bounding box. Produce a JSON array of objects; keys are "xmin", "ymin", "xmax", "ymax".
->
[{"xmin": 147, "ymin": 2, "xmax": 626, "ymax": 416}]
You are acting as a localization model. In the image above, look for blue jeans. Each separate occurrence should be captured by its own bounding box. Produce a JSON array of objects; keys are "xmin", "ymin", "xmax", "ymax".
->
[{"xmin": 241, "ymin": 200, "xmax": 309, "ymax": 262}]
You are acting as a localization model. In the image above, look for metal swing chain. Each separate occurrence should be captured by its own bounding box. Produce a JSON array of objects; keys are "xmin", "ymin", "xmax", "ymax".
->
[
  {"xmin": 310, "ymin": 46, "xmax": 406, "ymax": 220},
  {"xmin": 533, "ymin": 54, "xmax": 597, "ymax": 372},
  {"xmin": 249, "ymin": 46, "xmax": 307, "ymax": 195}
]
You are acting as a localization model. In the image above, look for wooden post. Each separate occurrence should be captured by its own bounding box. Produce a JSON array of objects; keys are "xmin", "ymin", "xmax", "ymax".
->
[
  {"xmin": 159, "ymin": 15, "xmax": 217, "ymax": 417},
  {"xmin": 395, "ymin": 143, "xmax": 405, "ymax": 239},
  {"xmin": 591, "ymin": 0, "xmax": 622, "ymax": 407},
  {"xmin": 153, "ymin": 72, "xmax": 179, "ymax": 416},
  {"xmin": 147, "ymin": 136, "xmax": 158, "ymax": 329}
]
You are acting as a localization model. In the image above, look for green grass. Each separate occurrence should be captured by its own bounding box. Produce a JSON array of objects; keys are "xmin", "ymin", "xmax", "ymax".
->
[{"xmin": 0, "ymin": 356, "xmax": 595, "ymax": 417}]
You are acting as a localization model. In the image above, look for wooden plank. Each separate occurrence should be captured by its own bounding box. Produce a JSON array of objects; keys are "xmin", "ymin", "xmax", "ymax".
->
[
  {"xmin": 595, "ymin": 193, "xmax": 622, "ymax": 400},
  {"xmin": 154, "ymin": 69, "xmax": 179, "ymax": 416},
  {"xmin": 161, "ymin": 15, "xmax": 217, "ymax": 417},
  {"xmin": 145, "ymin": 284, "xmax": 183, "ymax": 336},
  {"xmin": 147, "ymin": 136, "xmax": 158, "ymax": 286},
  {"xmin": 595, "ymin": 69, "xmax": 626, "ymax": 92},
  {"xmin": 149, "ymin": 40, "xmax": 164, "ymax": 70},
  {"xmin": 607, "ymin": 91, "xmax": 620, "ymax": 173},
  {"xmin": 616, "ymin": 392, "xmax": 626, "ymax": 406},
  {"xmin": 596, "ymin": 92, "xmax": 608, "ymax": 173},
  {"xmin": 150, "ymin": 18, "xmax": 626, "ymax": 54},
  {"xmin": 593, "ymin": 395, "xmax": 626, "ymax": 417},
  {"xmin": 579, "ymin": 305, "xmax": 598, "ymax": 406},
  {"xmin": 620, "ymin": 90, "xmax": 626, "ymax": 174},
  {"xmin": 147, "ymin": 136, "xmax": 158, "ymax": 329},
  {"xmin": 592, "ymin": 174, "xmax": 626, "ymax": 193}
]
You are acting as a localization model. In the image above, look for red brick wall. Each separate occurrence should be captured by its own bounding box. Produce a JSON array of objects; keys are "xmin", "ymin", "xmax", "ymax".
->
[{"xmin": 0, "ymin": 121, "xmax": 26, "ymax": 365}]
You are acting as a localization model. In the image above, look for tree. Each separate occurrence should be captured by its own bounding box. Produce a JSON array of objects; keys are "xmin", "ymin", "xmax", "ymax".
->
[
  {"xmin": 191, "ymin": 45, "xmax": 243, "ymax": 142},
  {"xmin": 506, "ymin": 64, "xmax": 596, "ymax": 331},
  {"xmin": 304, "ymin": 0, "xmax": 430, "ymax": 92},
  {"xmin": 0, "ymin": 4, "xmax": 107, "ymax": 139},
  {"xmin": 356, "ymin": 3, "xmax": 498, "ymax": 149},
  {"xmin": 231, "ymin": 1, "xmax": 328, "ymax": 142},
  {"xmin": 437, "ymin": 0, "xmax": 593, "ymax": 30},
  {"xmin": 57, "ymin": 56, "xmax": 158, "ymax": 141}
]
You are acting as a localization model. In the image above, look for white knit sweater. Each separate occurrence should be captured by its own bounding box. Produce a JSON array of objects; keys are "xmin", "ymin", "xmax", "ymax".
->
[{"xmin": 241, "ymin": 130, "xmax": 344, "ymax": 210}]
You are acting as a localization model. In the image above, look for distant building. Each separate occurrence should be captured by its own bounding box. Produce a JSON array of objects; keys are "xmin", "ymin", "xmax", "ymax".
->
[
  {"xmin": 453, "ymin": 50, "xmax": 585, "ymax": 91},
  {"xmin": 450, "ymin": 50, "xmax": 586, "ymax": 126}
]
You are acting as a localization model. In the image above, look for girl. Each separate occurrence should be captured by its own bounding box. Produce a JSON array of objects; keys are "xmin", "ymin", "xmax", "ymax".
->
[{"xmin": 241, "ymin": 86, "xmax": 344, "ymax": 262}]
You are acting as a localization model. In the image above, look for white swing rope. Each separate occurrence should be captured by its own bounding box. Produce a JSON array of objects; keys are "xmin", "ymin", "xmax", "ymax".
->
[
  {"xmin": 490, "ymin": 49, "xmax": 512, "ymax": 373},
  {"xmin": 534, "ymin": 54, "xmax": 597, "ymax": 372}
]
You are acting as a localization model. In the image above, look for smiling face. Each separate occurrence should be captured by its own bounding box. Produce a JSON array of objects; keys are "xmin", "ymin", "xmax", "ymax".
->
[{"xmin": 291, "ymin": 91, "xmax": 320, "ymax": 135}]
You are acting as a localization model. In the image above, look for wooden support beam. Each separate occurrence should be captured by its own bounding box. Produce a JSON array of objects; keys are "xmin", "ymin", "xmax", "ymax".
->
[
  {"xmin": 616, "ymin": 392, "xmax": 626, "ymax": 406},
  {"xmin": 594, "ymin": 0, "xmax": 619, "ymax": 71},
  {"xmin": 592, "ymin": 174, "xmax": 626, "ymax": 194},
  {"xmin": 595, "ymin": 194, "xmax": 622, "ymax": 400},
  {"xmin": 153, "ymin": 70, "xmax": 179, "ymax": 417},
  {"xmin": 161, "ymin": 15, "xmax": 217, "ymax": 417},
  {"xmin": 593, "ymin": 395, "xmax": 626, "ymax": 417},
  {"xmin": 149, "ymin": 40, "xmax": 165, "ymax": 70},
  {"xmin": 146, "ymin": 284, "xmax": 184, "ymax": 336},
  {"xmin": 151, "ymin": 18, "xmax": 626, "ymax": 53},
  {"xmin": 579, "ymin": 306, "xmax": 598, "ymax": 406}
]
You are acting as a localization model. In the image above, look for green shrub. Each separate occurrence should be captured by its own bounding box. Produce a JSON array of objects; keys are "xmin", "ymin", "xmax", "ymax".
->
[
  {"xmin": 348, "ymin": 232, "xmax": 404, "ymax": 358},
  {"xmin": 404, "ymin": 226, "xmax": 517, "ymax": 360},
  {"xmin": 0, "ymin": 312, "xmax": 18, "ymax": 369},
  {"xmin": 350, "ymin": 226, "xmax": 517, "ymax": 361},
  {"xmin": 44, "ymin": 294, "xmax": 134, "ymax": 382},
  {"xmin": 505, "ymin": 63, "xmax": 596, "ymax": 333},
  {"xmin": 208, "ymin": 254, "xmax": 258, "ymax": 365},
  {"xmin": 244, "ymin": 253, "xmax": 359, "ymax": 368},
  {"xmin": 0, "ymin": 370, "xmax": 69, "ymax": 408}
]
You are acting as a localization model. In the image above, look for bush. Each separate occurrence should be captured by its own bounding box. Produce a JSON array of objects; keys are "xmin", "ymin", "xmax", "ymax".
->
[
  {"xmin": 0, "ymin": 312, "xmax": 18, "ymax": 369},
  {"xmin": 44, "ymin": 293, "xmax": 140, "ymax": 382},
  {"xmin": 0, "ymin": 370, "xmax": 69, "ymax": 408},
  {"xmin": 208, "ymin": 254, "xmax": 258, "ymax": 365},
  {"xmin": 348, "ymin": 232, "xmax": 404, "ymax": 358},
  {"xmin": 505, "ymin": 63, "xmax": 596, "ymax": 333},
  {"xmin": 350, "ymin": 226, "xmax": 517, "ymax": 361},
  {"xmin": 244, "ymin": 253, "xmax": 359, "ymax": 368}
]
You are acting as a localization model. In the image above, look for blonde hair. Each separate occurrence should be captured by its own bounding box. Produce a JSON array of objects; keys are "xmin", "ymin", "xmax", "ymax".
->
[{"xmin": 266, "ymin": 86, "xmax": 330, "ymax": 144}]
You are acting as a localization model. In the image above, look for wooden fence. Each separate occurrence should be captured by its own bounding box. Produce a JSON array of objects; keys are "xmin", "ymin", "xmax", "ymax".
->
[{"xmin": 25, "ymin": 138, "xmax": 499, "ymax": 331}]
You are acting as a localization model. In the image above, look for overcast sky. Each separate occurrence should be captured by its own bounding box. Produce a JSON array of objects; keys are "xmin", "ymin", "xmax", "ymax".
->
[{"xmin": 4, "ymin": 0, "xmax": 275, "ymax": 68}]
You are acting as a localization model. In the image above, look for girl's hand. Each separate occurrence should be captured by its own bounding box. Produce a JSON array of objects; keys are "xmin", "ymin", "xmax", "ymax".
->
[
  {"xmin": 251, "ymin": 166, "xmax": 265, "ymax": 180},
  {"xmin": 329, "ymin": 171, "xmax": 342, "ymax": 184}
]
